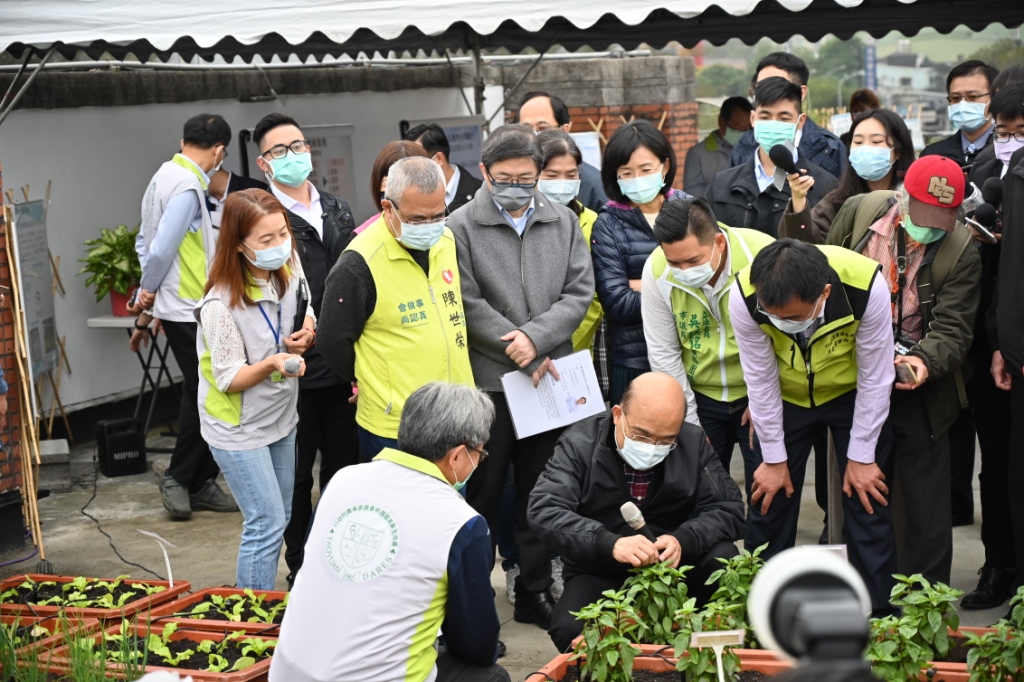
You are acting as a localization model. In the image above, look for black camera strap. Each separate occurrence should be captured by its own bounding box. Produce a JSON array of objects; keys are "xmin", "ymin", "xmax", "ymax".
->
[{"xmin": 892, "ymin": 223, "xmax": 907, "ymax": 339}]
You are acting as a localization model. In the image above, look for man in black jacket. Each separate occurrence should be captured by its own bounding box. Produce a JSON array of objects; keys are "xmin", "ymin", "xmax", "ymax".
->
[
  {"xmin": 706, "ymin": 77, "xmax": 835, "ymax": 237},
  {"xmin": 252, "ymin": 113, "xmax": 359, "ymax": 583},
  {"xmin": 403, "ymin": 122, "xmax": 483, "ymax": 213},
  {"xmin": 529, "ymin": 372, "xmax": 744, "ymax": 653},
  {"xmin": 921, "ymin": 60, "xmax": 999, "ymax": 169},
  {"xmin": 729, "ymin": 52, "xmax": 847, "ymax": 179}
]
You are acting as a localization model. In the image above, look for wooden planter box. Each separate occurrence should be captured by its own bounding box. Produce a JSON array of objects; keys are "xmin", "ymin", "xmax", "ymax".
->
[
  {"xmin": 525, "ymin": 643, "xmax": 793, "ymax": 681},
  {"xmin": 46, "ymin": 621, "xmax": 277, "ymax": 682},
  {"xmin": 1, "ymin": 614, "xmax": 100, "ymax": 657},
  {"xmin": 0, "ymin": 574, "xmax": 190, "ymax": 621},
  {"xmin": 146, "ymin": 588, "xmax": 287, "ymax": 635}
]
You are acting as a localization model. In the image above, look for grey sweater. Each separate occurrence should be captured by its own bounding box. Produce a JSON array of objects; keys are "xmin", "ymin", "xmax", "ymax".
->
[{"xmin": 446, "ymin": 185, "xmax": 595, "ymax": 392}]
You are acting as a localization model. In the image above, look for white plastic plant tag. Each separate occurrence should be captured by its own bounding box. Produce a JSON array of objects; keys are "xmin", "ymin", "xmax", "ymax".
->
[
  {"xmin": 137, "ymin": 529, "xmax": 177, "ymax": 588},
  {"xmin": 690, "ymin": 629, "xmax": 745, "ymax": 682},
  {"xmin": 807, "ymin": 544, "xmax": 849, "ymax": 561}
]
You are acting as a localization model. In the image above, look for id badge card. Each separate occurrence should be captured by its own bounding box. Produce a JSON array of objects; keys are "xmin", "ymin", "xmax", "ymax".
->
[{"xmin": 270, "ymin": 371, "xmax": 286, "ymax": 383}]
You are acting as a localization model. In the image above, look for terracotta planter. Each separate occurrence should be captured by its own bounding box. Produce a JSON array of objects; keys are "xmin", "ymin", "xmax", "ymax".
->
[
  {"xmin": 46, "ymin": 621, "xmax": 277, "ymax": 681},
  {"xmin": 924, "ymin": 626, "xmax": 999, "ymax": 682},
  {"xmin": 525, "ymin": 643, "xmax": 793, "ymax": 681},
  {"xmin": 0, "ymin": 574, "xmax": 190, "ymax": 621},
  {"xmin": 1, "ymin": 614, "xmax": 100, "ymax": 656},
  {"xmin": 147, "ymin": 588, "xmax": 288, "ymax": 635},
  {"xmin": 109, "ymin": 287, "xmax": 138, "ymax": 317}
]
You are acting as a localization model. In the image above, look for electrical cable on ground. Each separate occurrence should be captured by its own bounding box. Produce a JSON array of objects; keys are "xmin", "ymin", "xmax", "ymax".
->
[{"xmin": 80, "ymin": 456, "xmax": 165, "ymax": 580}]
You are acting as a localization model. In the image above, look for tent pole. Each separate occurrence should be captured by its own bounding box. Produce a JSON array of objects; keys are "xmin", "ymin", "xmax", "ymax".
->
[
  {"xmin": 0, "ymin": 50, "xmax": 32, "ymax": 113},
  {"xmin": 486, "ymin": 46, "xmax": 551, "ymax": 126},
  {"xmin": 0, "ymin": 47, "xmax": 56, "ymax": 128},
  {"xmin": 470, "ymin": 33, "xmax": 485, "ymax": 119},
  {"xmin": 439, "ymin": 45, "xmax": 475, "ymax": 116}
]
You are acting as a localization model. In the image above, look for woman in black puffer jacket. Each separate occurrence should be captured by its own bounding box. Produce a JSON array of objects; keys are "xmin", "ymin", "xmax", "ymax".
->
[{"xmin": 592, "ymin": 120, "xmax": 690, "ymax": 404}]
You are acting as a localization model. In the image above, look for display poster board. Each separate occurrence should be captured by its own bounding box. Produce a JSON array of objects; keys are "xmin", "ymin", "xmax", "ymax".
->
[
  {"xmin": 10, "ymin": 200, "xmax": 59, "ymax": 383},
  {"xmin": 404, "ymin": 116, "xmax": 486, "ymax": 180},
  {"xmin": 904, "ymin": 118, "xmax": 926, "ymax": 152},
  {"xmin": 571, "ymin": 131, "xmax": 603, "ymax": 170},
  {"xmin": 245, "ymin": 123, "xmax": 357, "ymax": 205},
  {"xmin": 830, "ymin": 113, "xmax": 853, "ymax": 137}
]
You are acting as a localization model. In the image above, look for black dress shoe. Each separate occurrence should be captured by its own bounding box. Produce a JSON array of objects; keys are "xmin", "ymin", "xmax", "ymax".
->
[
  {"xmin": 514, "ymin": 590, "xmax": 554, "ymax": 630},
  {"xmin": 961, "ymin": 566, "xmax": 1017, "ymax": 610},
  {"xmin": 496, "ymin": 640, "xmax": 507, "ymax": 659}
]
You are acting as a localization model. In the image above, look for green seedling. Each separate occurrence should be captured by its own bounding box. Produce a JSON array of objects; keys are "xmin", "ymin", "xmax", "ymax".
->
[
  {"xmin": 621, "ymin": 561, "xmax": 692, "ymax": 645},
  {"xmin": 571, "ymin": 588, "xmax": 646, "ymax": 682},
  {"xmin": 673, "ymin": 599, "xmax": 742, "ymax": 682},
  {"xmin": 889, "ymin": 573, "xmax": 963, "ymax": 659},
  {"xmin": 865, "ymin": 615, "xmax": 933, "ymax": 681},
  {"xmin": 965, "ymin": 624, "xmax": 1024, "ymax": 681}
]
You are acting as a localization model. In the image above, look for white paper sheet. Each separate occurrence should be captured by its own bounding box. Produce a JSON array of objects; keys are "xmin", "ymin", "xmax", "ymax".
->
[{"xmin": 500, "ymin": 350, "xmax": 605, "ymax": 439}]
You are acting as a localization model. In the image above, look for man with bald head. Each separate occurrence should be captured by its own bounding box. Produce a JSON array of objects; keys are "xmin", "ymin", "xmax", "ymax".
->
[{"xmin": 529, "ymin": 372, "xmax": 745, "ymax": 652}]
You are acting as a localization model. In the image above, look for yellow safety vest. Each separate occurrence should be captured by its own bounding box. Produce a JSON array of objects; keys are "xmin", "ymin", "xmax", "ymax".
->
[
  {"xmin": 347, "ymin": 217, "xmax": 475, "ymax": 438},
  {"xmin": 649, "ymin": 225, "xmax": 774, "ymax": 401},
  {"xmin": 737, "ymin": 245, "xmax": 880, "ymax": 408},
  {"xmin": 572, "ymin": 206, "xmax": 604, "ymax": 355}
]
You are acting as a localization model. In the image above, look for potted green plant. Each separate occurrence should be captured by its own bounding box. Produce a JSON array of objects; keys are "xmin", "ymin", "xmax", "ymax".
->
[{"xmin": 78, "ymin": 224, "xmax": 142, "ymax": 317}]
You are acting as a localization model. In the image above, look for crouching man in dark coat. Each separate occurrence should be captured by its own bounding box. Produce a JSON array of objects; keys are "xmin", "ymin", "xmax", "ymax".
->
[{"xmin": 528, "ymin": 372, "xmax": 745, "ymax": 653}]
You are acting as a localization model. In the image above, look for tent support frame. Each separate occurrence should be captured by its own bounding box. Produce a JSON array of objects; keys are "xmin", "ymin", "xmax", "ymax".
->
[{"xmin": 0, "ymin": 47, "xmax": 56, "ymax": 128}]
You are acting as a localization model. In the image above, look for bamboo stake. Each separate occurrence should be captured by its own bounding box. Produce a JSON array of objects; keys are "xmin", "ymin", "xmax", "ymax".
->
[{"xmin": 656, "ymin": 109, "xmax": 669, "ymax": 131}]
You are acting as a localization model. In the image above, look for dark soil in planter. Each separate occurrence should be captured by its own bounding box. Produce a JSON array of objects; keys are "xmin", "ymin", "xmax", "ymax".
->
[
  {"xmin": 103, "ymin": 635, "xmax": 274, "ymax": 671},
  {"xmin": 936, "ymin": 635, "xmax": 971, "ymax": 664},
  {"xmin": 558, "ymin": 669, "xmax": 771, "ymax": 681},
  {"xmin": 184, "ymin": 597, "xmax": 286, "ymax": 624},
  {"xmin": 5, "ymin": 581, "xmax": 154, "ymax": 608}
]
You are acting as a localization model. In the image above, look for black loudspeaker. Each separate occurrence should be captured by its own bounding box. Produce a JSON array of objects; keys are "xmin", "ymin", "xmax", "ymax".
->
[{"xmin": 96, "ymin": 419, "xmax": 147, "ymax": 477}]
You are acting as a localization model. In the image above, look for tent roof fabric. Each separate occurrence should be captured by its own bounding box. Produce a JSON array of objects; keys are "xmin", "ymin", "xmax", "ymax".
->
[{"xmin": 4, "ymin": 0, "xmax": 1023, "ymax": 62}]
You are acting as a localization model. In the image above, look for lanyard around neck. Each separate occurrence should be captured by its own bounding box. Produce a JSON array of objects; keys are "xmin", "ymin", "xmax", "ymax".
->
[{"xmin": 258, "ymin": 302, "xmax": 282, "ymax": 352}]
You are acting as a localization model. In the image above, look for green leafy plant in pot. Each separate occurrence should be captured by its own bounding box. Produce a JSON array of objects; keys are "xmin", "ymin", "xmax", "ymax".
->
[{"xmin": 78, "ymin": 224, "xmax": 142, "ymax": 316}]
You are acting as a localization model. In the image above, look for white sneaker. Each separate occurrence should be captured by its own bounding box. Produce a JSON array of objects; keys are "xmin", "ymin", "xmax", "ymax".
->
[
  {"xmin": 551, "ymin": 557, "xmax": 564, "ymax": 602},
  {"xmin": 505, "ymin": 565, "xmax": 519, "ymax": 606}
]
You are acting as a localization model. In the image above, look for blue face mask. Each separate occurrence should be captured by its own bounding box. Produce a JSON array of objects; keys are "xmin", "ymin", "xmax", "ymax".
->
[
  {"xmin": 948, "ymin": 101, "xmax": 989, "ymax": 133},
  {"xmin": 754, "ymin": 120, "xmax": 798, "ymax": 154},
  {"xmin": 397, "ymin": 219, "xmax": 445, "ymax": 251},
  {"xmin": 538, "ymin": 178, "xmax": 582, "ymax": 206},
  {"xmin": 903, "ymin": 214, "xmax": 945, "ymax": 244},
  {"xmin": 849, "ymin": 146, "xmax": 895, "ymax": 182},
  {"xmin": 243, "ymin": 236, "xmax": 292, "ymax": 271},
  {"xmin": 266, "ymin": 151, "xmax": 313, "ymax": 188},
  {"xmin": 617, "ymin": 166, "xmax": 665, "ymax": 205}
]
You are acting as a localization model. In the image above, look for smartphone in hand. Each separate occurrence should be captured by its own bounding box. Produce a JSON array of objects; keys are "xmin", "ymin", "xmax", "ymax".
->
[{"xmin": 896, "ymin": 362, "xmax": 918, "ymax": 385}]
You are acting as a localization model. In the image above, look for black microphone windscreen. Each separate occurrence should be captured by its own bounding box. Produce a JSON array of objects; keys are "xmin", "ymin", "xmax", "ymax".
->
[
  {"xmin": 974, "ymin": 203, "xmax": 999, "ymax": 228},
  {"xmin": 768, "ymin": 144, "xmax": 798, "ymax": 175},
  {"xmin": 982, "ymin": 177, "xmax": 1003, "ymax": 207}
]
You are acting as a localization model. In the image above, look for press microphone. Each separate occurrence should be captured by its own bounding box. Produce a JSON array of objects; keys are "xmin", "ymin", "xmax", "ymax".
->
[
  {"xmin": 974, "ymin": 203, "xmax": 999, "ymax": 230},
  {"xmin": 769, "ymin": 144, "xmax": 803, "ymax": 177},
  {"xmin": 620, "ymin": 501, "xmax": 657, "ymax": 542},
  {"xmin": 982, "ymin": 177, "xmax": 1003, "ymax": 208},
  {"xmin": 284, "ymin": 357, "xmax": 301, "ymax": 375}
]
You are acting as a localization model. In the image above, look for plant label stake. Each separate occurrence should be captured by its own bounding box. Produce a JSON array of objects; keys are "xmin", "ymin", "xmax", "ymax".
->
[
  {"xmin": 806, "ymin": 544, "xmax": 849, "ymax": 561},
  {"xmin": 690, "ymin": 630, "xmax": 745, "ymax": 682},
  {"xmin": 137, "ymin": 529, "xmax": 176, "ymax": 587}
]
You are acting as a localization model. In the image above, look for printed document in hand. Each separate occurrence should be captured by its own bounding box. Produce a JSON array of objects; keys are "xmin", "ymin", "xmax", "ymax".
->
[{"xmin": 501, "ymin": 350, "xmax": 605, "ymax": 439}]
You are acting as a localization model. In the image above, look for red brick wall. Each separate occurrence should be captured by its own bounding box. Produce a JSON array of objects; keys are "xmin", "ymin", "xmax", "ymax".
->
[
  {"xmin": 0, "ymin": 178, "xmax": 24, "ymax": 495},
  {"xmin": 510, "ymin": 101, "xmax": 700, "ymax": 190}
]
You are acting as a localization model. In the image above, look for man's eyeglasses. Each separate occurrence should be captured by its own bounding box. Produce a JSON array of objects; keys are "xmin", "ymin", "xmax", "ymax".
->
[
  {"xmin": 488, "ymin": 174, "xmax": 538, "ymax": 189},
  {"xmin": 946, "ymin": 93, "xmax": 990, "ymax": 104},
  {"xmin": 755, "ymin": 296, "xmax": 822, "ymax": 324},
  {"xmin": 468, "ymin": 446, "xmax": 489, "ymax": 463},
  {"xmin": 260, "ymin": 139, "xmax": 311, "ymax": 160},
  {"xmin": 621, "ymin": 413, "xmax": 677, "ymax": 449},
  {"xmin": 389, "ymin": 202, "xmax": 448, "ymax": 226},
  {"xmin": 995, "ymin": 132, "xmax": 1024, "ymax": 144}
]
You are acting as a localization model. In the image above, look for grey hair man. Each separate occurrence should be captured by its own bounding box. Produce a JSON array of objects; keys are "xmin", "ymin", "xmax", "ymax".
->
[
  {"xmin": 446, "ymin": 123, "xmax": 595, "ymax": 630},
  {"xmin": 272, "ymin": 382, "xmax": 511, "ymax": 682},
  {"xmin": 319, "ymin": 156, "xmax": 476, "ymax": 462}
]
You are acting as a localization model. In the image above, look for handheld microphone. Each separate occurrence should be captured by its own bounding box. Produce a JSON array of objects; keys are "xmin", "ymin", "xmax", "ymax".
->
[
  {"xmin": 982, "ymin": 177, "xmax": 1003, "ymax": 208},
  {"xmin": 620, "ymin": 501, "xmax": 657, "ymax": 543},
  {"xmin": 769, "ymin": 144, "xmax": 802, "ymax": 177},
  {"xmin": 284, "ymin": 357, "xmax": 301, "ymax": 375},
  {"xmin": 974, "ymin": 203, "xmax": 999, "ymax": 230}
]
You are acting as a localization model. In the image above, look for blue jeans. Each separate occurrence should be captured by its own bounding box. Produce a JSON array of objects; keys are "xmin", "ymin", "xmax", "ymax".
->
[
  {"xmin": 694, "ymin": 392, "xmax": 760, "ymax": 503},
  {"xmin": 210, "ymin": 428, "xmax": 297, "ymax": 590},
  {"xmin": 357, "ymin": 426, "xmax": 397, "ymax": 463}
]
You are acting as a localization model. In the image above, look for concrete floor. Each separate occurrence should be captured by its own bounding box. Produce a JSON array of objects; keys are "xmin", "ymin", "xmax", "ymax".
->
[{"xmin": 0, "ymin": 433, "xmax": 1008, "ymax": 681}]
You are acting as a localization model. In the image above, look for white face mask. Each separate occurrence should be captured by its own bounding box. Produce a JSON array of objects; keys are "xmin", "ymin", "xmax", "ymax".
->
[
  {"xmin": 670, "ymin": 242, "xmax": 720, "ymax": 289},
  {"xmin": 616, "ymin": 415, "xmax": 674, "ymax": 471},
  {"xmin": 760, "ymin": 295, "xmax": 823, "ymax": 335}
]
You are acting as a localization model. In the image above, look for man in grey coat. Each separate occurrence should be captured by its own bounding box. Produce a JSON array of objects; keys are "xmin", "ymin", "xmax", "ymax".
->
[{"xmin": 446, "ymin": 124, "xmax": 595, "ymax": 632}]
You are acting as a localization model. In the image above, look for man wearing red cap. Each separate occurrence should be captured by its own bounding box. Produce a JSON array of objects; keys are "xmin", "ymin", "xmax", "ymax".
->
[{"xmin": 825, "ymin": 155, "xmax": 981, "ymax": 584}]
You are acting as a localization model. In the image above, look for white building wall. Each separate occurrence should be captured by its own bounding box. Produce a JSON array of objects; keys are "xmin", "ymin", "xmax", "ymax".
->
[{"xmin": 0, "ymin": 84, "xmax": 503, "ymax": 411}]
